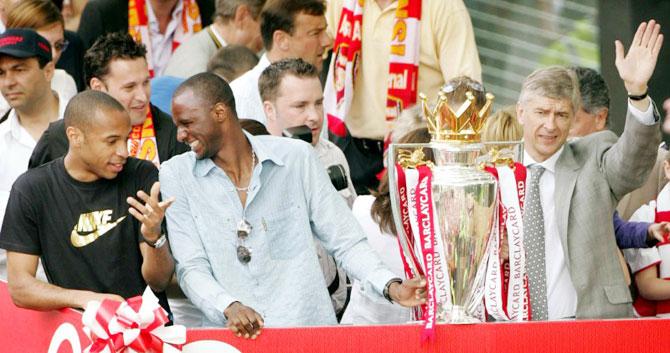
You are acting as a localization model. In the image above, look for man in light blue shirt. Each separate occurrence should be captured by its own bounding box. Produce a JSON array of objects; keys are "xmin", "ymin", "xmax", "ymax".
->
[{"xmin": 160, "ymin": 73, "xmax": 426, "ymax": 338}]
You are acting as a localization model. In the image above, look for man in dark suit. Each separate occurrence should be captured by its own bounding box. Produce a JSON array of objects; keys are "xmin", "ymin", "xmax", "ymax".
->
[
  {"xmin": 29, "ymin": 32, "xmax": 188, "ymax": 169},
  {"xmin": 516, "ymin": 20, "xmax": 663, "ymax": 320},
  {"xmin": 77, "ymin": 0, "xmax": 215, "ymax": 76}
]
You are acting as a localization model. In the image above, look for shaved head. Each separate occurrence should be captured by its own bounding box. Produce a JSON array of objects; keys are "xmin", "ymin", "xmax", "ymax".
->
[{"xmin": 64, "ymin": 90, "xmax": 127, "ymax": 131}]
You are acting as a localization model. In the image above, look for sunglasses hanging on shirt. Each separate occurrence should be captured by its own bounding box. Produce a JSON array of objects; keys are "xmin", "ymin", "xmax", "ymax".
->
[{"xmin": 236, "ymin": 218, "xmax": 252, "ymax": 264}]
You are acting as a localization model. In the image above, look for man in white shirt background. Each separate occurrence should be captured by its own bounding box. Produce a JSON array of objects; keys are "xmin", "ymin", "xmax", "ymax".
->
[
  {"xmin": 0, "ymin": 29, "xmax": 68, "ymax": 279},
  {"xmin": 230, "ymin": 0, "xmax": 331, "ymax": 124}
]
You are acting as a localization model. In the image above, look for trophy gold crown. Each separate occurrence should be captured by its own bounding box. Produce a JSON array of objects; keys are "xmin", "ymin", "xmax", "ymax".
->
[{"xmin": 420, "ymin": 88, "xmax": 495, "ymax": 143}]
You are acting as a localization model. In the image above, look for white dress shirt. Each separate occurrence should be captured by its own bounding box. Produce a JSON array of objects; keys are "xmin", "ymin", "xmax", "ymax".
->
[
  {"xmin": 146, "ymin": 0, "xmax": 184, "ymax": 77},
  {"xmin": 229, "ymin": 54, "xmax": 270, "ymax": 124},
  {"xmin": 523, "ymin": 100, "xmax": 656, "ymax": 320}
]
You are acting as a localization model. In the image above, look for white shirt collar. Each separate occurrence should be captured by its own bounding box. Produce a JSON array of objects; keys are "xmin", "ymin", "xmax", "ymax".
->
[{"xmin": 523, "ymin": 145, "xmax": 564, "ymax": 173}]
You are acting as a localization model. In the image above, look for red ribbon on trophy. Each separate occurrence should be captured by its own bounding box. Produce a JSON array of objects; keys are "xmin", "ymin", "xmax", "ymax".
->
[
  {"xmin": 82, "ymin": 287, "xmax": 186, "ymax": 353},
  {"xmin": 414, "ymin": 165, "xmax": 437, "ymax": 341},
  {"xmin": 395, "ymin": 163, "xmax": 450, "ymax": 338},
  {"xmin": 483, "ymin": 163, "xmax": 530, "ymax": 321},
  {"xmin": 394, "ymin": 163, "xmax": 425, "ymax": 279}
]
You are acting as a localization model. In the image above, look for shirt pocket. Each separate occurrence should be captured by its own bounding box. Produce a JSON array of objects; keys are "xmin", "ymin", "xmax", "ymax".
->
[{"xmin": 262, "ymin": 204, "xmax": 310, "ymax": 260}]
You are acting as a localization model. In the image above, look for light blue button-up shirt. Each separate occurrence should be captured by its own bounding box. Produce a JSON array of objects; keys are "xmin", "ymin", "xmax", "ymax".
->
[{"xmin": 160, "ymin": 133, "xmax": 396, "ymax": 327}]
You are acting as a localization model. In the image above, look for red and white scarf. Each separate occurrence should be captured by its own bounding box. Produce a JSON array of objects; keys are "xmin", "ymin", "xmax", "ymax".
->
[
  {"xmin": 325, "ymin": 0, "xmax": 421, "ymax": 138},
  {"xmin": 128, "ymin": 109, "xmax": 160, "ymax": 167},
  {"xmin": 128, "ymin": 0, "xmax": 202, "ymax": 77}
]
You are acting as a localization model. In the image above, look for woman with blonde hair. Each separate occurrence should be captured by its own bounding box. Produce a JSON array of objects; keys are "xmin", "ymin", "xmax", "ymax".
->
[{"xmin": 481, "ymin": 105, "xmax": 523, "ymax": 143}]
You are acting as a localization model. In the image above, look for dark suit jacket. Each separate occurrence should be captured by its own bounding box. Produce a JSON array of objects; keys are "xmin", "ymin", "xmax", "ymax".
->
[
  {"xmin": 555, "ymin": 107, "xmax": 660, "ymax": 319},
  {"xmin": 28, "ymin": 104, "xmax": 189, "ymax": 169},
  {"xmin": 77, "ymin": 0, "xmax": 215, "ymax": 49}
]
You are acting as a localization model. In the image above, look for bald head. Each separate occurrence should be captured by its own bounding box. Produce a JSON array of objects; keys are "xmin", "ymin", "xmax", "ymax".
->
[{"xmin": 64, "ymin": 90, "xmax": 127, "ymax": 131}]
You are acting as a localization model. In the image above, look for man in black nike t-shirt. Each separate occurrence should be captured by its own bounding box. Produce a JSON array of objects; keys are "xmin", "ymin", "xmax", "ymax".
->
[{"xmin": 0, "ymin": 91, "xmax": 175, "ymax": 311}]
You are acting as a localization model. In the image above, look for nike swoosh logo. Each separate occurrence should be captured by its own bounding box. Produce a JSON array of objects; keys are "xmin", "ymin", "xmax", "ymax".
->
[{"xmin": 70, "ymin": 216, "xmax": 127, "ymax": 248}]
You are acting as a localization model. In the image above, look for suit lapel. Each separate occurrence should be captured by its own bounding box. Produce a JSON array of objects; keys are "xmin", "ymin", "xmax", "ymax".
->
[{"xmin": 554, "ymin": 145, "xmax": 580, "ymax": 269}]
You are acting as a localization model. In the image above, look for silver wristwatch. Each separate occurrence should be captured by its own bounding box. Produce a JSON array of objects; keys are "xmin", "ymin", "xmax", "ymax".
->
[{"xmin": 147, "ymin": 234, "xmax": 168, "ymax": 248}]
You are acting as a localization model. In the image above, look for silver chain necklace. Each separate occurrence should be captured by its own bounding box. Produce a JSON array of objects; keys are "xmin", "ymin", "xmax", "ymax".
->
[{"xmin": 234, "ymin": 149, "xmax": 256, "ymax": 193}]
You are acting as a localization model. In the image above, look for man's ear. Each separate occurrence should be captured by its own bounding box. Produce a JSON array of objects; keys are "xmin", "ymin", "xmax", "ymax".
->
[
  {"xmin": 234, "ymin": 4, "xmax": 251, "ymax": 25},
  {"xmin": 262, "ymin": 100, "xmax": 276, "ymax": 123},
  {"xmin": 595, "ymin": 108, "xmax": 609, "ymax": 131},
  {"xmin": 65, "ymin": 126, "xmax": 83, "ymax": 147},
  {"xmin": 212, "ymin": 102, "xmax": 230, "ymax": 123},
  {"xmin": 89, "ymin": 77, "xmax": 105, "ymax": 91},
  {"xmin": 273, "ymin": 30, "xmax": 290, "ymax": 52},
  {"xmin": 43, "ymin": 61, "xmax": 55, "ymax": 81}
]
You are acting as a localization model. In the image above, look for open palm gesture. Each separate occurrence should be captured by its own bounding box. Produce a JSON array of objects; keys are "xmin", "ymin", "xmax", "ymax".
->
[
  {"xmin": 127, "ymin": 181, "xmax": 175, "ymax": 242},
  {"xmin": 615, "ymin": 20, "xmax": 663, "ymax": 94}
]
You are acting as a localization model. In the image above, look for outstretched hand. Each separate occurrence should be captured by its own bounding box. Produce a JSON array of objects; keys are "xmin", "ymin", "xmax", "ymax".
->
[
  {"xmin": 615, "ymin": 20, "xmax": 663, "ymax": 95},
  {"xmin": 389, "ymin": 277, "xmax": 427, "ymax": 307},
  {"xmin": 127, "ymin": 181, "xmax": 175, "ymax": 243}
]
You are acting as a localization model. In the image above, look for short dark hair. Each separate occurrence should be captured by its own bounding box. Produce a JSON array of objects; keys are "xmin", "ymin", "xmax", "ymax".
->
[
  {"xmin": 64, "ymin": 90, "xmax": 126, "ymax": 130},
  {"xmin": 84, "ymin": 32, "xmax": 147, "ymax": 87},
  {"xmin": 258, "ymin": 58, "xmax": 318, "ymax": 101},
  {"xmin": 207, "ymin": 45, "xmax": 259, "ymax": 82},
  {"xmin": 572, "ymin": 67, "xmax": 610, "ymax": 119},
  {"xmin": 260, "ymin": 0, "xmax": 325, "ymax": 50},
  {"xmin": 215, "ymin": 0, "xmax": 266, "ymax": 22},
  {"xmin": 174, "ymin": 72, "xmax": 237, "ymax": 117}
]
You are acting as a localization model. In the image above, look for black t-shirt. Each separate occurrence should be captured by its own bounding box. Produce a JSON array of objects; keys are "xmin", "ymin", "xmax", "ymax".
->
[{"xmin": 0, "ymin": 157, "xmax": 169, "ymax": 310}]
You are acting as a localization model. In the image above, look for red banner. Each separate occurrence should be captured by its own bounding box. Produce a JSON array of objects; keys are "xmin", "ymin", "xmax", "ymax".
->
[{"xmin": 3, "ymin": 280, "xmax": 670, "ymax": 353}]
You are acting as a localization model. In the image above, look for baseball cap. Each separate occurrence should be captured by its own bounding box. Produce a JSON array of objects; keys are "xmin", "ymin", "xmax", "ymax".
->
[{"xmin": 0, "ymin": 28, "xmax": 52, "ymax": 64}]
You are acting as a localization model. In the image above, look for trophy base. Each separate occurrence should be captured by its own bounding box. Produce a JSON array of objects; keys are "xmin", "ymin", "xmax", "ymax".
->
[{"xmin": 447, "ymin": 305, "xmax": 481, "ymax": 324}]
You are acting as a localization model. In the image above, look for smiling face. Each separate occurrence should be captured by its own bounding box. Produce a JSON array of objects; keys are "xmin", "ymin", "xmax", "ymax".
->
[
  {"xmin": 75, "ymin": 108, "xmax": 131, "ymax": 180},
  {"xmin": 90, "ymin": 57, "xmax": 151, "ymax": 126},
  {"xmin": 517, "ymin": 94, "xmax": 575, "ymax": 162},
  {"xmin": 264, "ymin": 74, "xmax": 323, "ymax": 145},
  {"xmin": 172, "ymin": 88, "xmax": 225, "ymax": 160}
]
